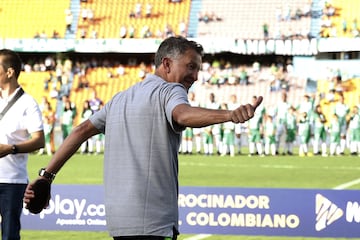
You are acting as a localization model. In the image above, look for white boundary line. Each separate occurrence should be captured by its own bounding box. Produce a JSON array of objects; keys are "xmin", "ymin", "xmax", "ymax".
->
[
  {"xmin": 183, "ymin": 234, "xmax": 212, "ymax": 240},
  {"xmin": 180, "ymin": 161, "xmax": 360, "ymax": 171},
  {"xmin": 333, "ymin": 178, "xmax": 360, "ymax": 190}
]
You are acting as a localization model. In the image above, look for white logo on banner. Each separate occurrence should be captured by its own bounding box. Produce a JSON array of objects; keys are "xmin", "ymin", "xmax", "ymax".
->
[{"xmin": 315, "ymin": 194, "xmax": 343, "ymax": 231}]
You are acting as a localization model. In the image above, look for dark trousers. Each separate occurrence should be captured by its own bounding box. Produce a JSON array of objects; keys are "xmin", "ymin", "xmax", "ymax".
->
[{"xmin": 0, "ymin": 183, "xmax": 27, "ymax": 240}]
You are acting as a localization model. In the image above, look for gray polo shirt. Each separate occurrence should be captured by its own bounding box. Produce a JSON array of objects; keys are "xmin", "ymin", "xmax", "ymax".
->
[{"xmin": 89, "ymin": 74, "xmax": 188, "ymax": 237}]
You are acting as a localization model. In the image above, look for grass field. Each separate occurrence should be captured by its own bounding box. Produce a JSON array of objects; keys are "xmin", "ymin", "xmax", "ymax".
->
[{"xmin": 21, "ymin": 151, "xmax": 360, "ymax": 240}]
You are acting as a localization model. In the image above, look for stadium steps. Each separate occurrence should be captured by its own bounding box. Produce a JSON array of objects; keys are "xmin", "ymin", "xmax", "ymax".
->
[
  {"xmin": 309, "ymin": 0, "xmax": 323, "ymax": 37},
  {"xmin": 188, "ymin": 0, "xmax": 202, "ymax": 37},
  {"xmin": 65, "ymin": 0, "xmax": 81, "ymax": 39}
]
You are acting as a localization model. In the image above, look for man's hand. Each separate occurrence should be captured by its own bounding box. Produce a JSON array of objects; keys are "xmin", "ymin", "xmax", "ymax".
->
[
  {"xmin": 23, "ymin": 178, "xmax": 51, "ymax": 214},
  {"xmin": 0, "ymin": 144, "xmax": 12, "ymax": 158},
  {"xmin": 231, "ymin": 96, "xmax": 263, "ymax": 123}
]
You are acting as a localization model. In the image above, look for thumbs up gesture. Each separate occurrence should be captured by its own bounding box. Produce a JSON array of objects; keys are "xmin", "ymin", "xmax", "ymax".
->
[{"xmin": 231, "ymin": 96, "xmax": 263, "ymax": 123}]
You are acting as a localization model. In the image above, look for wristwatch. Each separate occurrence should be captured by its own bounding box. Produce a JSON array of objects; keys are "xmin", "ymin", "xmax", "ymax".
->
[
  {"xmin": 11, "ymin": 145, "xmax": 18, "ymax": 154},
  {"xmin": 38, "ymin": 168, "xmax": 56, "ymax": 182}
]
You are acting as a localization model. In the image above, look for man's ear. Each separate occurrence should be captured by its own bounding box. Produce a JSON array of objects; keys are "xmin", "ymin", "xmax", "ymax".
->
[
  {"xmin": 162, "ymin": 57, "xmax": 171, "ymax": 74},
  {"xmin": 7, "ymin": 67, "xmax": 15, "ymax": 78}
]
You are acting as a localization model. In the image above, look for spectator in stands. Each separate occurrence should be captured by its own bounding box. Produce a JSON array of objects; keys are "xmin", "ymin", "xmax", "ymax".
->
[
  {"xmin": 275, "ymin": 7, "xmax": 282, "ymax": 22},
  {"xmin": 59, "ymin": 75, "xmax": 71, "ymax": 98},
  {"xmin": 116, "ymin": 64, "xmax": 125, "ymax": 76},
  {"xmin": 128, "ymin": 25, "xmax": 135, "ymax": 38},
  {"xmin": 90, "ymin": 29, "xmax": 98, "ymax": 39},
  {"xmin": 65, "ymin": 9, "xmax": 73, "ymax": 33},
  {"xmin": 140, "ymin": 25, "xmax": 152, "ymax": 38},
  {"xmin": 87, "ymin": 8, "xmax": 94, "ymax": 23},
  {"xmin": 80, "ymin": 28, "xmax": 87, "ymax": 39},
  {"xmin": 302, "ymin": 0, "xmax": 312, "ymax": 17},
  {"xmin": 39, "ymin": 31, "xmax": 47, "ymax": 39},
  {"xmin": 351, "ymin": 18, "xmax": 359, "ymax": 37},
  {"xmin": 294, "ymin": 7, "xmax": 303, "ymax": 20},
  {"xmin": 239, "ymin": 66, "xmax": 249, "ymax": 85},
  {"xmin": 342, "ymin": 19, "xmax": 348, "ymax": 35},
  {"xmin": 135, "ymin": 2, "xmax": 142, "ymax": 18},
  {"xmin": 81, "ymin": 6, "xmax": 88, "ymax": 22},
  {"xmin": 129, "ymin": 11, "xmax": 136, "ymax": 18},
  {"xmin": 164, "ymin": 24, "xmax": 175, "ymax": 38},
  {"xmin": 52, "ymin": 30, "xmax": 60, "ymax": 39},
  {"xmin": 178, "ymin": 19, "xmax": 187, "ymax": 37},
  {"xmin": 77, "ymin": 75, "xmax": 89, "ymax": 90},
  {"xmin": 262, "ymin": 23, "xmax": 269, "ymax": 39},
  {"xmin": 324, "ymin": 2, "xmax": 336, "ymax": 17},
  {"xmin": 34, "ymin": 32, "xmax": 40, "ymax": 39},
  {"xmin": 145, "ymin": 3, "xmax": 152, "ymax": 18},
  {"xmin": 119, "ymin": 25, "xmax": 127, "ymax": 38},
  {"xmin": 282, "ymin": 4, "xmax": 291, "ymax": 21},
  {"xmin": 24, "ymin": 36, "xmax": 262, "ymax": 240}
]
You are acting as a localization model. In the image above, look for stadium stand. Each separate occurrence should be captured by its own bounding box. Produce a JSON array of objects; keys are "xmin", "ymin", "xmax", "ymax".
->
[
  {"xmin": 317, "ymin": 77, "xmax": 360, "ymax": 124},
  {"xmin": 196, "ymin": 0, "xmax": 312, "ymax": 39},
  {"xmin": 0, "ymin": 0, "xmax": 70, "ymax": 39},
  {"xmin": 76, "ymin": 0, "xmax": 191, "ymax": 39},
  {"xmin": 320, "ymin": 0, "xmax": 360, "ymax": 38},
  {"xmin": 0, "ymin": 0, "xmax": 360, "ymax": 152}
]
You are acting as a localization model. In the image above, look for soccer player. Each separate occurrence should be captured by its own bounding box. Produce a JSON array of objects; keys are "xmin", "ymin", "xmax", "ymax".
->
[
  {"xmin": 298, "ymin": 112, "xmax": 311, "ymax": 157},
  {"xmin": 263, "ymin": 114, "xmax": 277, "ymax": 156},
  {"xmin": 333, "ymin": 94, "xmax": 349, "ymax": 154},
  {"xmin": 329, "ymin": 113, "xmax": 341, "ymax": 156},
  {"xmin": 275, "ymin": 91, "xmax": 291, "ymax": 155},
  {"xmin": 247, "ymin": 96, "xmax": 265, "ymax": 157},
  {"xmin": 312, "ymin": 104, "xmax": 328, "ymax": 156},
  {"xmin": 285, "ymin": 106, "xmax": 297, "ymax": 155},
  {"xmin": 228, "ymin": 94, "xmax": 243, "ymax": 155},
  {"xmin": 348, "ymin": 105, "xmax": 360, "ymax": 156}
]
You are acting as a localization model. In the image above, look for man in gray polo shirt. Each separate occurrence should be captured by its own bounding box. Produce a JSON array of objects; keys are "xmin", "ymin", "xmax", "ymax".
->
[{"xmin": 24, "ymin": 36, "xmax": 262, "ymax": 240}]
